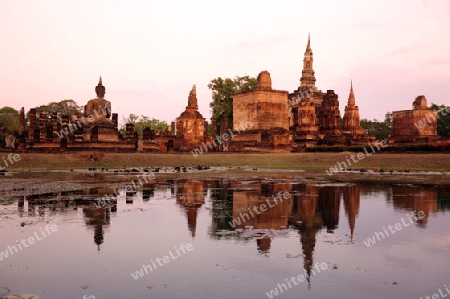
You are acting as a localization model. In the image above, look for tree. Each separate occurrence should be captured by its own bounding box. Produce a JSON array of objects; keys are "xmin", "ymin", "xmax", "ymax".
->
[
  {"xmin": 120, "ymin": 114, "xmax": 169, "ymax": 138},
  {"xmin": 360, "ymin": 112, "xmax": 392, "ymax": 140},
  {"xmin": 26, "ymin": 99, "xmax": 83, "ymax": 130},
  {"xmin": 0, "ymin": 106, "xmax": 20, "ymax": 133},
  {"xmin": 208, "ymin": 75, "xmax": 257, "ymax": 131},
  {"xmin": 33, "ymin": 99, "xmax": 82, "ymax": 120},
  {"xmin": 430, "ymin": 103, "xmax": 450, "ymax": 138}
]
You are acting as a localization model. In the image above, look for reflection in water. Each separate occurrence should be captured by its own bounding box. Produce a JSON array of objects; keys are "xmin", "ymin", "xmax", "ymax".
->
[
  {"xmin": 208, "ymin": 181, "xmax": 448, "ymax": 288},
  {"xmin": 175, "ymin": 180, "xmax": 205, "ymax": 238},
  {"xmin": 83, "ymin": 206, "xmax": 111, "ymax": 251},
  {"xmin": 17, "ymin": 187, "xmax": 118, "ymax": 250},
  {"xmin": 343, "ymin": 185, "xmax": 361, "ymax": 241},
  {"xmin": 11, "ymin": 178, "xmax": 450, "ymax": 296},
  {"xmin": 392, "ymin": 186, "xmax": 438, "ymax": 227}
]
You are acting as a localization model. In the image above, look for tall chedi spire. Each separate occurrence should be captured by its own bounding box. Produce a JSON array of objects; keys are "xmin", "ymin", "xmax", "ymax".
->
[
  {"xmin": 347, "ymin": 80, "xmax": 356, "ymax": 107},
  {"xmin": 300, "ymin": 33, "xmax": 316, "ymax": 88},
  {"xmin": 187, "ymin": 84, "xmax": 198, "ymax": 110},
  {"xmin": 343, "ymin": 80, "xmax": 364, "ymax": 136}
]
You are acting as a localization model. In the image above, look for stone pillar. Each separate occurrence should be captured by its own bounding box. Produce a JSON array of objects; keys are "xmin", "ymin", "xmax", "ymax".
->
[
  {"xmin": 46, "ymin": 125, "xmax": 53, "ymax": 142},
  {"xmin": 61, "ymin": 115, "xmax": 69, "ymax": 139},
  {"xmin": 219, "ymin": 118, "xmax": 229, "ymax": 151},
  {"xmin": 39, "ymin": 111, "xmax": 46, "ymax": 142},
  {"xmin": 212, "ymin": 118, "xmax": 217, "ymax": 140},
  {"xmin": 18, "ymin": 135, "xmax": 26, "ymax": 150},
  {"xmin": 83, "ymin": 126, "xmax": 91, "ymax": 141},
  {"xmin": 171, "ymin": 122, "xmax": 175, "ymax": 136},
  {"xmin": 126, "ymin": 123, "xmax": 134, "ymax": 141},
  {"xmin": 204, "ymin": 121, "xmax": 208, "ymax": 139},
  {"xmin": 59, "ymin": 136, "xmax": 67, "ymax": 151},
  {"xmin": 73, "ymin": 115, "xmax": 83, "ymax": 142},
  {"xmin": 143, "ymin": 128, "xmax": 150, "ymax": 140},
  {"xmin": 74, "ymin": 127, "xmax": 83, "ymax": 142},
  {"xmin": 29, "ymin": 109, "xmax": 37, "ymax": 142},
  {"xmin": 51, "ymin": 112, "xmax": 58, "ymax": 141},
  {"xmin": 112, "ymin": 113, "xmax": 118, "ymax": 129},
  {"xmin": 19, "ymin": 107, "xmax": 25, "ymax": 136}
]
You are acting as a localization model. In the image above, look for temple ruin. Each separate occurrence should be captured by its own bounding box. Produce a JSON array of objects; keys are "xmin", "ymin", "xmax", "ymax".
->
[
  {"xmin": 390, "ymin": 95, "xmax": 439, "ymax": 143},
  {"xmin": 288, "ymin": 35, "xmax": 375, "ymax": 148},
  {"xmin": 229, "ymin": 70, "xmax": 292, "ymax": 152},
  {"xmin": 174, "ymin": 85, "xmax": 207, "ymax": 152},
  {"xmin": 2, "ymin": 34, "xmax": 445, "ymax": 153}
]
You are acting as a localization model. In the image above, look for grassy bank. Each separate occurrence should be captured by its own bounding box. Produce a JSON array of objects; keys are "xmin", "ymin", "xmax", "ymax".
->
[{"xmin": 1, "ymin": 152, "xmax": 449, "ymax": 172}]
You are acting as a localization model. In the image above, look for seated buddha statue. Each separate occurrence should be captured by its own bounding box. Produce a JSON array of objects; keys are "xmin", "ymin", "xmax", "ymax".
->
[{"xmin": 84, "ymin": 76, "xmax": 114, "ymax": 126}]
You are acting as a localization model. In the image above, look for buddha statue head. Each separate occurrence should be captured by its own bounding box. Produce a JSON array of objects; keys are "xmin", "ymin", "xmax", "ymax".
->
[{"xmin": 95, "ymin": 76, "xmax": 106, "ymax": 98}]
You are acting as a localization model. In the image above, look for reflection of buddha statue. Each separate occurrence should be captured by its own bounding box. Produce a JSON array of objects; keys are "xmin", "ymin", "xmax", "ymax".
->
[{"xmin": 84, "ymin": 76, "xmax": 114, "ymax": 126}]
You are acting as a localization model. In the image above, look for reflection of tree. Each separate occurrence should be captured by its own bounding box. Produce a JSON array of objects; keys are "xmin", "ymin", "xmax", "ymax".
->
[
  {"xmin": 437, "ymin": 188, "xmax": 450, "ymax": 211},
  {"xmin": 209, "ymin": 179, "xmax": 234, "ymax": 237}
]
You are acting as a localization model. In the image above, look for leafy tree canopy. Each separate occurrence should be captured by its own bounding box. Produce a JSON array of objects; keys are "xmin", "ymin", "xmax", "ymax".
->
[
  {"xmin": 0, "ymin": 106, "xmax": 20, "ymax": 132},
  {"xmin": 120, "ymin": 114, "xmax": 169, "ymax": 138},
  {"xmin": 430, "ymin": 103, "xmax": 450, "ymax": 138},
  {"xmin": 32, "ymin": 99, "xmax": 82, "ymax": 120},
  {"xmin": 360, "ymin": 112, "xmax": 392, "ymax": 140},
  {"xmin": 208, "ymin": 75, "xmax": 257, "ymax": 124}
]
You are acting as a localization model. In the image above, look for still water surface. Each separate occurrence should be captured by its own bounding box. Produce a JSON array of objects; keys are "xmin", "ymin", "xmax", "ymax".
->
[{"xmin": 1, "ymin": 175, "xmax": 450, "ymax": 299}]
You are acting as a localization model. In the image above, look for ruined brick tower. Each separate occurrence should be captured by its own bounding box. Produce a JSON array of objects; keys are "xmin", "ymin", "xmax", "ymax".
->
[
  {"xmin": 390, "ymin": 95, "xmax": 438, "ymax": 143},
  {"xmin": 230, "ymin": 70, "xmax": 291, "ymax": 152},
  {"xmin": 343, "ymin": 81, "xmax": 365, "ymax": 137},
  {"xmin": 318, "ymin": 90, "xmax": 342, "ymax": 138},
  {"xmin": 175, "ymin": 85, "xmax": 206, "ymax": 151}
]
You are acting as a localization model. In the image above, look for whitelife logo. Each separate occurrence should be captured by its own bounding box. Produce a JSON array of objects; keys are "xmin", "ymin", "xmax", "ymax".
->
[
  {"xmin": 131, "ymin": 243, "xmax": 193, "ymax": 280},
  {"xmin": 363, "ymin": 211, "xmax": 425, "ymax": 247},
  {"xmin": 0, "ymin": 224, "xmax": 58, "ymax": 261}
]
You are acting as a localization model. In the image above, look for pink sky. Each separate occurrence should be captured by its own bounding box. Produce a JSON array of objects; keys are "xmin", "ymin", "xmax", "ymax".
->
[{"xmin": 1, "ymin": 0, "xmax": 449, "ymax": 124}]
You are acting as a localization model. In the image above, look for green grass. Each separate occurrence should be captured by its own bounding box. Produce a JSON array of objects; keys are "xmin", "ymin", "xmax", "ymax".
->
[{"xmin": 1, "ymin": 152, "xmax": 450, "ymax": 172}]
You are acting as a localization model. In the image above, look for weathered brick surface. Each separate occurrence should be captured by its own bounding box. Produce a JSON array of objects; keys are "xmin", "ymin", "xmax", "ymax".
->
[
  {"xmin": 391, "ymin": 95, "xmax": 438, "ymax": 143},
  {"xmin": 233, "ymin": 71, "xmax": 290, "ymax": 131},
  {"xmin": 175, "ymin": 85, "xmax": 205, "ymax": 151}
]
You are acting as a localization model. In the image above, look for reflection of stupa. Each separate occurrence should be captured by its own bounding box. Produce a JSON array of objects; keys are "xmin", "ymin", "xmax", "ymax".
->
[
  {"xmin": 83, "ymin": 206, "xmax": 111, "ymax": 251},
  {"xmin": 289, "ymin": 184, "xmax": 322, "ymax": 288},
  {"xmin": 343, "ymin": 185, "xmax": 360, "ymax": 242},
  {"xmin": 207, "ymin": 181, "xmax": 364, "ymax": 289},
  {"xmin": 392, "ymin": 186, "xmax": 438, "ymax": 227},
  {"xmin": 175, "ymin": 180, "xmax": 205, "ymax": 238},
  {"xmin": 318, "ymin": 187, "xmax": 340, "ymax": 233}
]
